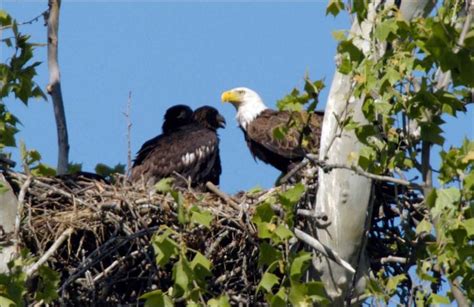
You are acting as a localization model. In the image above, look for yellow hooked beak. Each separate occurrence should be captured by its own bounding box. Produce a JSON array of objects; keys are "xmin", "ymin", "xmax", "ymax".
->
[{"xmin": 221, "ymin": 90, "xmax": 240, "ymax": 104}]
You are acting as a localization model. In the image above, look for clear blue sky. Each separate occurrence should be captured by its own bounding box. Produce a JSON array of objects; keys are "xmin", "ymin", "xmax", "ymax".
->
[{"xmin": 2, "ymin": 2, "xmax": 473, "ymax": 193}]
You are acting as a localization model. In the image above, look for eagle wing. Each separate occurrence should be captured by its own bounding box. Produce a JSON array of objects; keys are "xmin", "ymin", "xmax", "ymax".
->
[
  {"xmin": 131, "ymin": 125, "xmax": 220, "ymax": 186},
  {"xmin": 245, "ymin": 109, "xmax": 323, "ymax": 160}
]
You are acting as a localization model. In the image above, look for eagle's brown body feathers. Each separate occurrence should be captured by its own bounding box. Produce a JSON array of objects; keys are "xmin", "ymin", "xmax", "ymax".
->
[
  {"xmin": 244, "ymin": 109, "xmax": 323, "ymax": 172},
  {"xmin": 131, "ymin": 106, "xmax": 224, "ymax": 190}
]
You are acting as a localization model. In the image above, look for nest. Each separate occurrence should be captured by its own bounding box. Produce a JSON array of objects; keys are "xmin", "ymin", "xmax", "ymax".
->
[
  {"xmin": 3, "ymin": 169, "xmax": 423, "ymax": 305},
  {"xmin": 5, "ymin": 172, "xmax": 273, "ymax": 305}
]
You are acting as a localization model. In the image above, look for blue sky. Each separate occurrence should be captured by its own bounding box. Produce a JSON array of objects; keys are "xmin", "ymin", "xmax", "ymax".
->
[{"xmin": 2, "ymin": 2, "xmax": 473, "ymax": 193}]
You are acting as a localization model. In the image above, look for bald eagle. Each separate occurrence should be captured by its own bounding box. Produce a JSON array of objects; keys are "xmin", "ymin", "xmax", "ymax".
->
[
  {"xmin": 221, "ymin": 87, "xmax": 323, "ymax": 174},
  {"xmin": 131, "ymin": 105, "xmax": 225, "ymax": 190}
]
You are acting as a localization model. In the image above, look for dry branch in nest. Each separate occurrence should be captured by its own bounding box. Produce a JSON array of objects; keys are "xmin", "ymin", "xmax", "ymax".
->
[{"xmin": 3, "ymin": 169, "xmax": 424, "ymax": 305}]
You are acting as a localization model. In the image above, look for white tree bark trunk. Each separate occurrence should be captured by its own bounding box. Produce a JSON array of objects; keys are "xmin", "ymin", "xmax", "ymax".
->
[
  {"xmin": 0, "ymin": 175, "xmax": 19, "ymax": 273},
  {"xmin": 313, "ymin": 1, "xmax": 435, "ymax": 303}
]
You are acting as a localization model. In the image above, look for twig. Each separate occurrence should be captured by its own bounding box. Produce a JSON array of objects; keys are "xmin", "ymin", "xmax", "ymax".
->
[
  {"xmin": 93, "ymin": 250, "xmax": 140, "ymax": 284},
  {"xmin": 279, "ymin": 159, "xmax": 309, "ymax": 184},
  {"xmin": 26, "ymin": 227, "xmax": 73, "ymax": 277},
  {"xmin": 13, "ymin": 176, "xmax": 32, "ymax": 252},
  {"xmin": 380, "ymin": 256, "xmax": 407, "ymax": 264},
  {"xmin": 0, "ymin": 10, "xmax": 48, "ymax": 30},
  {"xmin": 306, "ymin": 154, "xmax": 424, "ymax": 190},
  {"xmin": 124, "ymin": 91, "xmax": 133, "ymax": 177},
  {"xmin": 294, "ymin": 228, "xmax": 355, "ymax": 273},
  {"xmin": 205, "ymin": 230, "xmax": 229, "ymax": 258},
  {"xmin": 205, "ymin": 182, "xmax": 240, "ymax": 211}
]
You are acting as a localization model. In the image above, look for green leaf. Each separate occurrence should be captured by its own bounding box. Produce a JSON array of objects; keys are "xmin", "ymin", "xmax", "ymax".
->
[
  {"xmin": 306, "ymin": 282, "xmax": 330, "ymax": 304},
  {"xmin": 375, "ymin": 19, "xmax": 398, "ymax": 41},
  {"xmin": 326, "ymin": 0, "xmax": 345, "ymax": 17},
  {"xmin": 190, "ymin": 206, "xmax": 213, "ymax": 228},
  {"xmin": 207, "ymin": 295, "xmax": 230, "ymax": 307},
  {"xmin": 463, "ymin": 218, "xmax": 474, "ymax": 237},
  {"xmin": 190, "ymin": 252, "xmax": 212, "ymax": 280},
  {"xmin": 155, "ymin": 177, "xmax": 174, "ymax": 193},
  {"xmin": 416, "ymin": 219, "xmax": 432, "ymax": 235},
  {"xmin": 433, "ymin": 187, "xmax": 460, "ymax": 216},
  {"xmin": 0, "ymin": 296, "xmax": 15, "ymax": 307},
  {"xmin": 252, "ymin": 202, "xmax": 275, "ymax": 223},
  {"xmin": 140, "ymin": 290, "xmax": 173, "ymax": 307},
  {"xmin": 172, "ymin": 256, "xmax": 194, "ymax": 296},
  {"xmin": 31, "ymin": 163, "xmax": 56, "ymax": 177},
  {"xmin": 35, "ymin": 266, "xmax": 60, "ymax": 303},
  {"xmin": 274, "ymin": 224, "xmax": 293, "ymax": 241},
  {"xmin": 258, "ymin": 242, "xmax": 282, "ymax": 268},
  {"xmin": 332, "ymin": 30, "xmax": 346, "ymax": 41},
  {"xmin": 258, "ymin": 272, "xmax": 279, "ymax": 293},
  {"xmin": 386, "ymin": 274, "xmax": 406, "ymax": 294},
  {"xmin": 171, "ymin": 191, "xmax": 186, "ymax": 224},
  {"xmin": 279, "ymin": 183, "xmax": 305, "ymax": 208},
  {"xmin": 429, "ymin": 293, "xmax": 450, "ymax": 304},
  {"xmin": 290, "ymin": 251, "xmax": 312, "ymax": 282},
  {"xmin": 151, "ymin": 229, "xmax": 178, "ymax": 266}
]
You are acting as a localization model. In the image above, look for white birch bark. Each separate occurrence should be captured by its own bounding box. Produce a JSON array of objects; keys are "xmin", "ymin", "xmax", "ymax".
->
[
  {"xmin": 312, "ymin": 1, "xmax": 435, "ymax": 303},
  {"xmin": 0, "ymin": 175, "xmax": 18, "ymax": 273}
]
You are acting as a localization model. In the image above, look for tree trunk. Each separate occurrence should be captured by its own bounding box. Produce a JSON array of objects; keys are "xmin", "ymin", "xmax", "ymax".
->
[
  {"xmin": 0, "ymin": 175, "xmax": 19, "ymax": 273},
  {"xmin": 312, "ymin": 1, "xmax": 435, "ymax": 304},
  {"xmin": 47, "ymin": 0, "xmax": 69, "ymax": 175}
]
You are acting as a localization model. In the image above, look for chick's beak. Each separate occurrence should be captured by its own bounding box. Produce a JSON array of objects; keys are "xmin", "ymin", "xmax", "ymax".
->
[
  {"xmin": 217, "ymin": 114, "xmax": 226, "ymax": 128},
  {"xmin": 221, "ymin": 90, "xmax": 239, "ymax": 104}
]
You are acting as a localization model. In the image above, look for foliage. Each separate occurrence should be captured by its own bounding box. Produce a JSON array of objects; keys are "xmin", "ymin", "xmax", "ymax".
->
[
  {"xmin": 252, "ymin": 183, "xmax": 330, "ymax": 306},
  {"xmin": 0, "ymin": 10, "xmax": 45, "ymax": 155},
  {"xmin": 0, "ymin": 249, "xmax": 59, "ymax": 306},
  {"xmin": 330, "ymin": 0, "xmax": 473, "ymax": 305},
  {"xmin": 94, "ymin": 162, "xmax": 125, "ymax": 182},
  {"xmin": 140, "ymin": 187, "xmax": 227, "ymax": 305}
]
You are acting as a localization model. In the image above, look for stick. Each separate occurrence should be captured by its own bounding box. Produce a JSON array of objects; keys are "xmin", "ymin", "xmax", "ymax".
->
[
  {"xmin": 380, "ymin": 256, "xmax": 408, "ymax": 264},
  {"xmin": 294, "ymin": 228, "xmax": 355, "ymax": 273},
  {"xmin": 206, "ymin": 182, "xmax": 240, "ymax": 211},
  {"xmin": 13, "ymin": 176, "xmax": 32, "ymax": 252},
  {"xmin": 26, "ymin": 227, "xmax": 73, "ymax": 277},
  {"xmin": 306, "ymin": 154, "xmax": 424, "ymax": 190},
  {"xmin": 92, "ymin": 250, "xmax": 140, "ymax": 284},
  {"xmin": 279, "ymin": 158, "xmax": 309, "ymax": 184},
  {"xmin": 124, "ymin": 91, "xmax": 132, "ymax": 177}
]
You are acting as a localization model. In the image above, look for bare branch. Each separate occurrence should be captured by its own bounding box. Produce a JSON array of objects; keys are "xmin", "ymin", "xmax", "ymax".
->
[
  {"xmin": 47, "ymin": 0, "xmax": 69, "ymax": 175},
  {"xmin": 380, "ymin": 256, "xmax": 408, "ymax": 264},
  {"xmin": 306, "ymin": 154, "xmax": 424, "ymax": 190},
  {"xmin": 206, "ymin": 181, "xmax": 241, "ymax": 211},
  {"xmin": 13, "ymin": 176, "xmax": 32, "ymax": 253},
  {"xmin": 26, "ymin": 227, "xmax": 73, "ymax": 277},
  {"xmin": 294, "ymin": 228, "xmax": 355, "ymax": 274},
  {"xmin": 124, "ymin": 91, "xmax": 133, "ymax": 177}
]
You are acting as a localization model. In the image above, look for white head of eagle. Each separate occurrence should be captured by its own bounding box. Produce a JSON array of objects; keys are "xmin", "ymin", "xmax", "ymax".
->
[
  {"xmin": 221, "ymin": 87, "xmax": 324, "ymax": 174},
  {"xmin": 221, "ymin": 87, "xmax": 268, "ymax": 130}
]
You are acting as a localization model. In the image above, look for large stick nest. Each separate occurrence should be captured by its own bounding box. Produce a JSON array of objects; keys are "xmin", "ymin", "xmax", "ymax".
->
[
  {"xmin": 3, "ymin": 170, "xmax": 423, "ymax": 305},
  {"xmin": 6, "ymin": 172, "xmax": 272, "ymax": 305}
]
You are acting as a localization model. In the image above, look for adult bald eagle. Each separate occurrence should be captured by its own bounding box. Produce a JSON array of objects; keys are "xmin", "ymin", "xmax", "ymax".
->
[
  {"xmin": 131, "ymin": 105, "xmax": 225, "ymax": 190},
  {"xmin": 221, "ymin": 87, "xmax": 323, "ymax": 174}
]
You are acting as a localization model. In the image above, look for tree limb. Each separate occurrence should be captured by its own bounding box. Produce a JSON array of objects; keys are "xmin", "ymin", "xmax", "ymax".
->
[
  {"xmin": 294, "ymin": 228, "xmax": 355, "ymax": 274},
  {"xmin": 306, "ymin": 154, "xmax": 424, "ymax": 190},
  {"xmin": 47, "ymin": 0, "xmax": 69, "ymax": 175}
]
